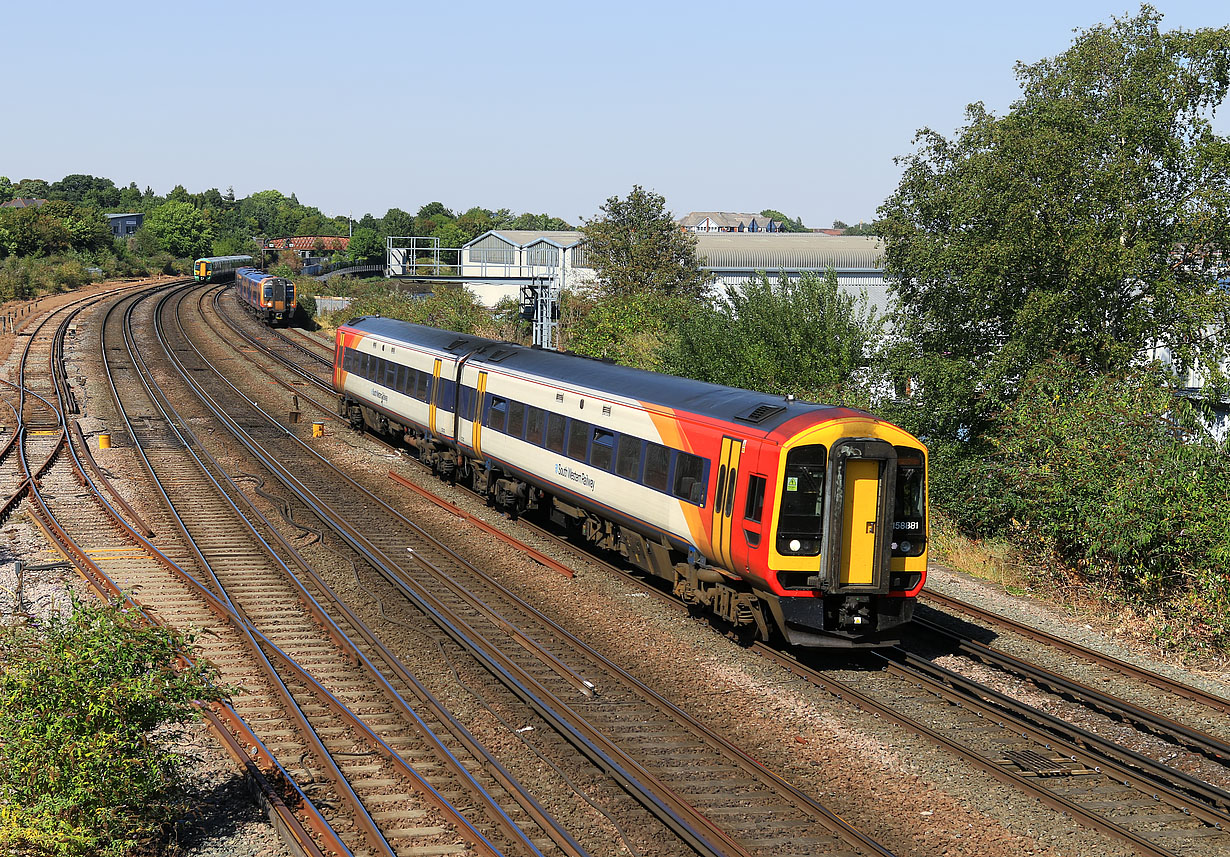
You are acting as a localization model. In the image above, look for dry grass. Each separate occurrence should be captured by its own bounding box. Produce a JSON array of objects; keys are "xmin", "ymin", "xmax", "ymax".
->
[{"xmin": 928, "ymin": 513, "xmax": 1032, "ymax": 594}]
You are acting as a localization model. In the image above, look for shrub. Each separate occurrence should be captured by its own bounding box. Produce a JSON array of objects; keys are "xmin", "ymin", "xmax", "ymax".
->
[
  {"xmin": 991, "ymin": 357, "xmax": 1230, "ymax": 604},
  {"xmin": 0, "ymin": 595, "xmax": 224, "ymax": 856}
]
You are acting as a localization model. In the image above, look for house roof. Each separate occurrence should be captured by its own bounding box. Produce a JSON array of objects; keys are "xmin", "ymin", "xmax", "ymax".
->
[
  {"xmin": 264, "ymin": 236, "xmax": 350, "ymax": 251},
  {"xmin": 0, "ymin": 198, "xmax": 48, "ymax": 209},
  {"xmin": 678, "ymin": 212, "xmax": 777, "ymax": 229}
]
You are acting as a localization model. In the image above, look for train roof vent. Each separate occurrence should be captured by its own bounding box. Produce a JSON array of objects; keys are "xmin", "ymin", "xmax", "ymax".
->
[
  {"xmin": 445, "ymin": 337, "xmax": 469, "ymax": 352},
  {"xmin": 735, "ymin": 403, "xmax": 786, "ymax": 424},
  {"xmin": 484, "ymin": 347, "xmax": 516, "ymax": 362}
]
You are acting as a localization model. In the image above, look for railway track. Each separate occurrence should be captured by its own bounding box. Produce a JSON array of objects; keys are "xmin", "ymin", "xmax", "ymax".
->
[
  {"xmin": 103, "ymin": 284, "xmax": 556, "ymax": 857},
  {"xmin": 177, "ymin": 284, "xmax": 903, "ymax": 856},
  {"xmin": 212, "ymin": 288, "xmax": 1230, "ymax": 856},
  {"xmin": 919, "ymin": 589, "xmax": 1230, "ymax": 716},
  {"xmin": 0, "ymin": 283, "xmax": 347, "ymax": 857}
]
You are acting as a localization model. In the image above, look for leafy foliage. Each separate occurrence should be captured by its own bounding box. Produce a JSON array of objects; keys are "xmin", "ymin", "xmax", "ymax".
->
[
  {"xmin": 560, "ymin": 290, "xmax": 683, "ymax": 371},
  {"xmin": 325, "ymin": 283, "xmax": 488, "ymax": 335},
  {"xmin": 0, "ymin": 203, "xmax": 110, "ymax": 259},
  {"xmin": 879, "ymin": 5, "xmax": 1230, "ymax": 443},
  {"xmin": 761, "ymin": 209, "xmax": 808, "ymax": 232},
  {"xmin": 872, "ymin": 6, "xmax": 1230, "ymax": 651},
  {"xmin": 144, "ymin": 201, "xmax": 213, "ymax": 259},
  {"xmin": 991, "ymin": 358, "xmax": 1230, "ymax": 614},
  {"xmin": 664, "ymin": 270, "xmax": 882, "ymax": 403},
  {"xmin": 0, "ymin": 596, "xmax": 224, "ymax": 856},
  {"xmin": 581, "ymin": 185, "xmax": 710, "ymax": 301}
]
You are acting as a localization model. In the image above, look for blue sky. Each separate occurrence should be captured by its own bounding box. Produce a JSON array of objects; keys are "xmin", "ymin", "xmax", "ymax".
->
[{"xmin": 6, "ymin": 1, "xmax": 1227, "ymax": 228}]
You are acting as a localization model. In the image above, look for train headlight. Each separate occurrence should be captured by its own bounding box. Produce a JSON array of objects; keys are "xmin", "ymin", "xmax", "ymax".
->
[
  {"xmin": 899, "ymin": 540, "xmax": 912, "ymax": 554},
  {"xmin": 789, "ymin": 539, "xmax": 801, "ymax": 552}
]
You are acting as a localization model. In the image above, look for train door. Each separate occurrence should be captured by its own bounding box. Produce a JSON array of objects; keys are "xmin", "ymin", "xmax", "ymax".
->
[
  {"xmin": 827, "ymin": 440, "xmax": 897, "ymax": 591},
  {"xmin": 709, "ymin": 436, "xmax": 743, "ymax": 571},
  {"xmin": 472, "ymin": 370, "xmax": 488, "ymax": 457},
  {"xmin": 428, "ymin": 358, "xmax": 442, "ymax": 436}
]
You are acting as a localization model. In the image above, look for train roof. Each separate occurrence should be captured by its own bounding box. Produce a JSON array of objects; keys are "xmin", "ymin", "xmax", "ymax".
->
[
  {"xmin": 341, "ymin": 316, "xmax": 860, "ymax": 434},
  {"xmin": 195, "ymin": 255, "xmax": 254, "ymax": 264}
]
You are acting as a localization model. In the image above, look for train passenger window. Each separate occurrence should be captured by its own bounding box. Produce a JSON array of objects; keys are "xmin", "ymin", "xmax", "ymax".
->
[
  {"xmin": 415, "ymin": 370, "xmax": 430, "ymax": 400},
  {"xmin": 384, "ymin": 359, "xmax": 398, "ymax": 388},
  {"xmin": 673, "ymin": 452, "xmax": 706, "ymax": 506},
  {"xmin": 459, "ymin": 387, "xmax": 475, "ymax": 422},
  {"xmin": 525, "ymin": 407, "xmax": 546, "ymax": 446},
  {"xmin": 395, "ymin": 365, "xmax": 409, "ymax": 394},
  {"xmin": 485, "ymin": 397, "xmax": 507, "ymax": 431},
  {"xmin": 507, "ymin": 401, "xmax": 525, "ymax": 438},
  {"xmin": 567, "ymin": 420, "xmax": 589, "ymax": 461},
  {"xmin": 590, "ymin": 428, "xmax": 614, "ymax": 471},
  {"xmin": 436, "ymin": 378, "xmax": 454, "ymax": 406},
  {"xmin": 744, "ymin": 475, "xmax": 767, "ymax": 523},
  {"xmin": 776, "ymin": 445, "xmax": 826, "ymax": 556},
  {"xmin": 546, "ymin": 413, "xmax": 566, "ymax": 453},
  {"xmin": 615, "ymin": 434, "xmax": 641, "ymax": 480},
  {"xmin": 644, "ymin": 443, "xmax": 670, "ymax": 492}
]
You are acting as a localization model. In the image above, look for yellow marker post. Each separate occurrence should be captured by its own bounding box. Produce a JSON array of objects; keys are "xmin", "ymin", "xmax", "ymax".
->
[
  {"xmin": 98, "ymin": 433, "xmax": 111, "ymax": 449},
  {"xmin": 312, "ymin": 422, "xmax": 324, "ymax": 438}
]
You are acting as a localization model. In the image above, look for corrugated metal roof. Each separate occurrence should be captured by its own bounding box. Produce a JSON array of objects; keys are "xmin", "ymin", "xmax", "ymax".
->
[
  {"xmin": 464, "ymin": 230, "xmax": 585, "ymax": 248},
  {"xmin": 694, "ymin": 233, "xmax": 884, "ymax": 271}
]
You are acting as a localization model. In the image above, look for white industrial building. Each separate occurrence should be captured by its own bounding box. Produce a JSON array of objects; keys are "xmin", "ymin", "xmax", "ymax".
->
[{"xmin": 437, "ymin": 230, "xmax": 889, "ymax": 311}]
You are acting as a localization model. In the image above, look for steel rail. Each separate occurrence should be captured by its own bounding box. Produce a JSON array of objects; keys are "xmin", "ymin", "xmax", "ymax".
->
[
  {"xmin": 922, "ymin": 589, "xmax": 1230, "ymax": 714},
  {"xmin": 157, "ymin": 286, "xmax": 563, "ymax": 857},
  {"xmin": 884, "ymin": 649, "xmax": 1230, "ymax": 815},
  {"xmin": 11, "ymin": 285, "xmax": 350, "ymax": 857},
  {"xmin": 757, "ymin": 642, "xmax": 1227, "ymax": 857},
  {"xmin": 908, "ymin": 614, "xmax": 1230, "ymax": 763},
  {"xmin": 183, "ymin": 283, "xmax": 903, "ymax": 857},
  {"xmin": 152, "ymin": 287, "xmax": 578, "ymax": 857},
  {"xmin": 109, "ymin": 286, "xmax": 400, "ymax": 857}
]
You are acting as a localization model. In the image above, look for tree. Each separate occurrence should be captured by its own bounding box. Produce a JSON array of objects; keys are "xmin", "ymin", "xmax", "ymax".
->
[
  {"xmin": 581, "ymin": 185, "xmax": 709, "ymax": 301},
  {"xmin": 664, "ymin": 270, "xmax": 882, "ymax": 401},
  {"xmin": 347, "ymin": 227, "xmax": 383, "ymax": 264},
  {"xmin": 381, "ymin": 207, "xmax": 416, "ymax": 239},
  {"xmin": 11, "ymin": 178, "xmax": 50, "ymax": 200},
  {"xmin": 49, "ymin": 174, "xmax": 120, "ymax": 210},
  {"xmin": 145, "ymin": 201, "xmax": 213, "ymax": 258},
  {"xmin": 761, "ymin": 209, "xmax": 807, "ymax": 232},
  {"xmin": 0, "ymin": 177, "xmax": 12, "ymax": 204},
  {"xmin": 879, "ymin": 5, "xmax": 1230, "ymax": 441}
]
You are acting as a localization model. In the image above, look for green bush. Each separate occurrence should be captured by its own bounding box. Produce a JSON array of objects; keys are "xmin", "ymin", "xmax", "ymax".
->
[
  {"xmin": 991, "ymin": 357, "xmax": 1230, "ymax": 607},
  {"xmin": 326, "ymin": 284, "xmax": 487, "ymax": 335},
  {"xmin": 0, "ymin": 596, "xmax": 224, "ymax": 856}
]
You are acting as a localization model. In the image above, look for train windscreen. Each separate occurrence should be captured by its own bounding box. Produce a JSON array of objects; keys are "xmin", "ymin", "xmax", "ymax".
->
[{"xmin": 776, "ymin": 445, "xmax": 826, "ymax": 556}]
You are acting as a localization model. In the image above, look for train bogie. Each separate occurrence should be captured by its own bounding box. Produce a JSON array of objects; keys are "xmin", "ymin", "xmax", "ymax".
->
[{"xmin": 333, "ymin": 317, "xmax": 928, "ymax": 648}]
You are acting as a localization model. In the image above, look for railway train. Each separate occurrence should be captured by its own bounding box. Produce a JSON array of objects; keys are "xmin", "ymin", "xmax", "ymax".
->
[
  {"xmin": 234, "ymin": 266, "xmax": 296, "ymax": 325},
  {"xmin": 334, "ymin": 317, "xmax": 928, "ymax": 647},
  {"xmin": 193, "ymin": 255, "xmax": 254, "ymax": 283}
]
